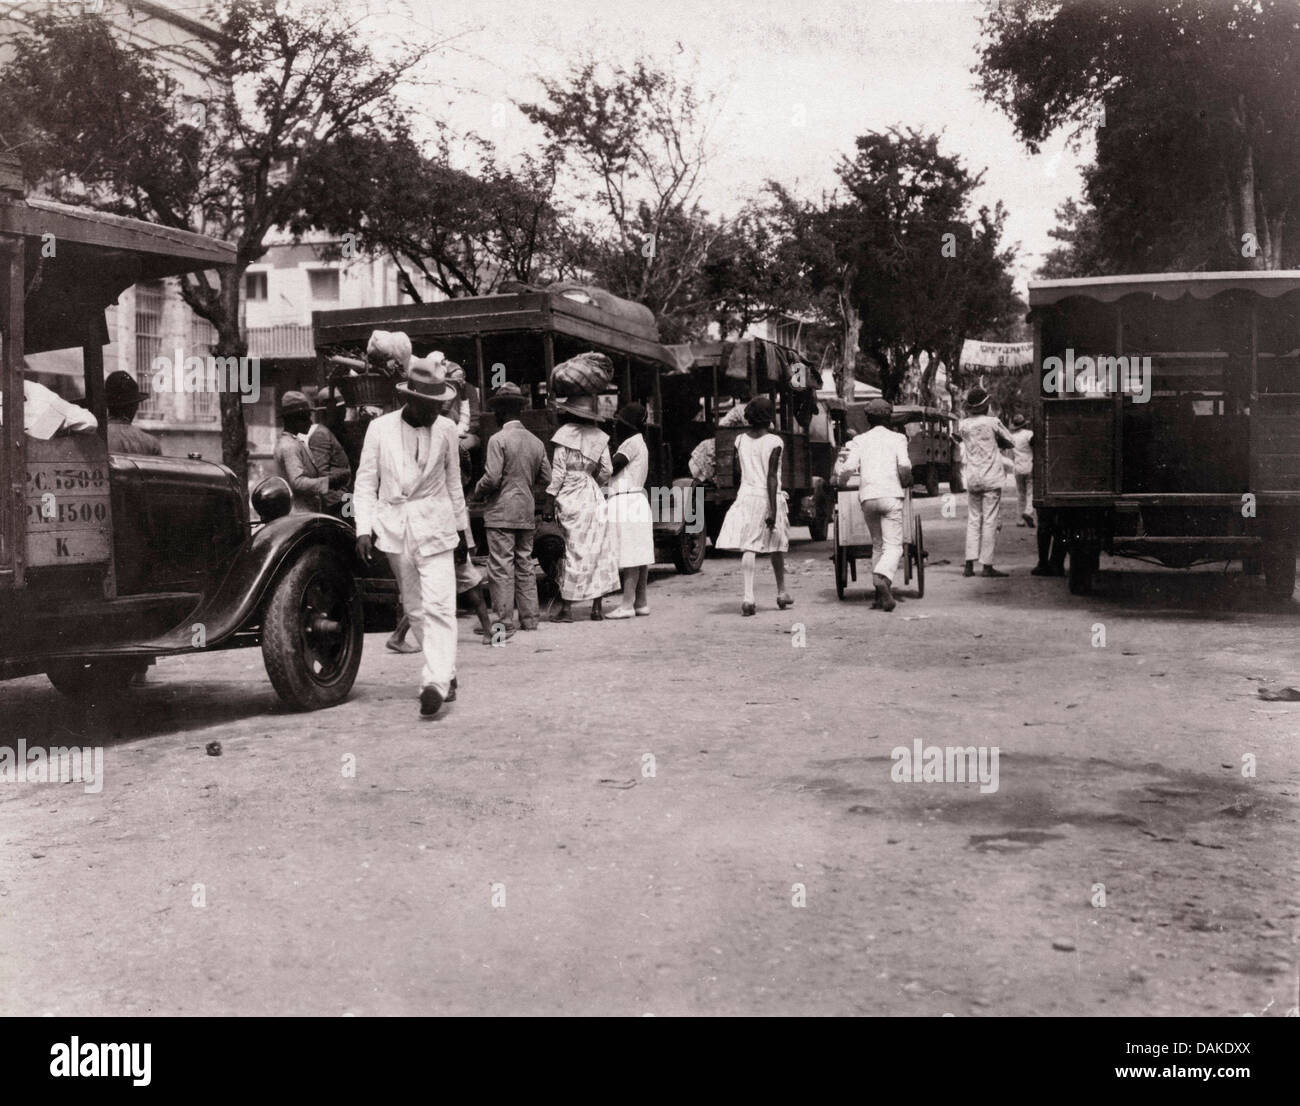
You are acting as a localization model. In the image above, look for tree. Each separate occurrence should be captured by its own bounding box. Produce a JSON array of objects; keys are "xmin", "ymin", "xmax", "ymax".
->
[
  {"xmin": 1, "ymin": 1, "xmax": 433, "ymax": 483},
  {"xmin": 1037, "ymin": 197, "xmax": 1113, "ymax": 278},
  {"xmin": 519, "ymin": 55, "xmax": 726, "ymax": 341},
  {"xmin": 977, "ymin": 0, "xmax": 1300, "ymax": 272},
  {"xmin": 289, "ymin": 130, "xmax": 579, "ymax": 301}
]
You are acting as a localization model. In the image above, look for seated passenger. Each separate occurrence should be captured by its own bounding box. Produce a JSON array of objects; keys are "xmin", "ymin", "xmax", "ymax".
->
[
  {"xmin": 105, "ymin": 371, "xmax": 162, "ymax": 455},
  {"xmin": 1, "ymin": 378, "xmax": 99, "ymax": 439}
]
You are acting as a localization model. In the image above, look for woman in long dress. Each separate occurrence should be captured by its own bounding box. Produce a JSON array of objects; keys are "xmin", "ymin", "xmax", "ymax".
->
[
  {"xmin": 546, "ymin": 398, "xmax": 621, "ymax": 621},
  {"xmin": 715, "ymin": 395, "xmax": 793, "ymax": 616},
  {"xmin": 604, "ymin": 403, "xmax": 655, "ymax": 619}
]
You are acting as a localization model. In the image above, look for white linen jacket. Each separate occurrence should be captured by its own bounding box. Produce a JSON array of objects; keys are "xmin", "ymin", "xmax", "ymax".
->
[{"xmin": 352, "ymin": 411, "xmax": 469, "ymax": 556}]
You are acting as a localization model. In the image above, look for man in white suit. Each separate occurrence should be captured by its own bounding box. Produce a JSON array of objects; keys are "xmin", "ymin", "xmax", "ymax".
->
[{"xmin": 353, "ymin": 358, "xmax": 467, "ymax": 718}]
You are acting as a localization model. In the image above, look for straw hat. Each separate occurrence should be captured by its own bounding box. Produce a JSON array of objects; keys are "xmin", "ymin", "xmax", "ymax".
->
[{"xmin": 395, "ymin": 358, "xmax": 457, "ymax": 404}]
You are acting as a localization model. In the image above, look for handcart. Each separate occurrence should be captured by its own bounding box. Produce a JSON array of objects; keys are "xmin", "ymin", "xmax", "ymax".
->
[{"xmin": 831, "ymin": 479, "xmax": 925, "ymax": 600}]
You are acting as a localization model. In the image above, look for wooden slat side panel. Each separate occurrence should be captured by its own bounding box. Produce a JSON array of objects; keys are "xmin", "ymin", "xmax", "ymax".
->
[
  {"xmin": 1252, "ymin": 396, "xmax": 1300, "ymax": 491},
  {"xmin": 1044, "ymin": 403, "xmax": 1115, "ymax": 494}
]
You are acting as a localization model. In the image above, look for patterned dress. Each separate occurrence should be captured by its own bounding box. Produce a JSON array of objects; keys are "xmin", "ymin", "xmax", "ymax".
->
[
  {"xmin": 547, "ymin": 423, "xmax": 621, "ymax": 600},
  {"xmin": 716, "ymin": 431, "xmax": 790, "ymax": 553}
]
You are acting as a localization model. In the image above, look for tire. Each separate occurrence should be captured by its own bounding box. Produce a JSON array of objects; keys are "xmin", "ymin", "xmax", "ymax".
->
[
  {"xmin": 534, "ymin": 533, "xmax": 565, "ymax": 601},
  {"xmin": 1263, "ymin": 540, "xmax": 1297, "ymax": 599},
  {"xmin": 261, "ymin": 545, "xmax": 363, "ymax": 710},
  {"xmin": 913, "ymin": 517, "xmax": 925, "ymax": 599},
  {"xmin": 924, "ymin": 466, "xmax": 939, "ymax": 498},
  {"xmin": 672, "ymin": 526, "xmax": 707, "ymax": 574},
  {"xmin": 46, "ymin": 657, "xmax": 149, "ymax": 704},
  {"xmin": 948, "ymin": 464, "xmax": 964, "ymax": 494},
  {"xmin": 704, "ymin": 507, "xmax": 724, "ymax": 548},
  {"xmin": 1068, "ymin": 544, "xmax": 1099, "ymax": 596}
]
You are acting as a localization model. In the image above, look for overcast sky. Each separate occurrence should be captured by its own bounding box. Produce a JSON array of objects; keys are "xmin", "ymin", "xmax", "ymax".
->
[{"xmin": 368, "ymin": 0, "xmax": 1092, "ymax": 291}]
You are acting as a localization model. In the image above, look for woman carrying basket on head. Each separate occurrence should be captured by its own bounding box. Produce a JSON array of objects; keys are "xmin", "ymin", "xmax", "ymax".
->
[{"xmin": 715, "ymin": 396, "xmax": 793, "ymax": 616}]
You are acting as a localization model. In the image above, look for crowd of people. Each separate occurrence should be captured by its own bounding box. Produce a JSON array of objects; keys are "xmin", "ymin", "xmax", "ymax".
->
[{"xmin": 260, "ymin": 329, "xmax": 1045, "ymax": 720}]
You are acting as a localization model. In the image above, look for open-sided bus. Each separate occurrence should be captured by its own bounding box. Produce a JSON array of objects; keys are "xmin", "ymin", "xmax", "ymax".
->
[
  {"xmin": 311, "ymin": 286, "xmax": 709, "ymax": 580},
  {"xmin": 0, "ymin": 187, "xmax": 367, "ymax": 708},
  {"xmin": 1028, "ymin": 271, "xmax": 1300, "ymax": 598},
  {"xmin": 664, "ymin": 338, "xmax": 834, "ymax": 543}
]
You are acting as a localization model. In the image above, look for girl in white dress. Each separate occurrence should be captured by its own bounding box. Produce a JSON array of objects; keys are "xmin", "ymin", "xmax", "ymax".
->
[
  {"xmin": 605, "ymin": 403, "xmax": 655, "ymax": 618},
  {"xmin": 715, "ymin": 396, "xmax": 793, "ymax": 616}
]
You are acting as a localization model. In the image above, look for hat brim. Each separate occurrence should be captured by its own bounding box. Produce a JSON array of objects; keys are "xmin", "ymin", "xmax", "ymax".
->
[{"xmin": 396, "ymin": 382, "xmax": 457, "ymax": 404}]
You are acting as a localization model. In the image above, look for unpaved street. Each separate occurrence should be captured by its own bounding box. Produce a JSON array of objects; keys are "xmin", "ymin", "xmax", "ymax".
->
[{"xmin": 1, "ymin": 494, "xmax": 1297, "ymax": 1016}]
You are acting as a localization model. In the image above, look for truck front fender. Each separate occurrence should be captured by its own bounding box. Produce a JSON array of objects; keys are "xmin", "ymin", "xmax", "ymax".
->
[{"xmin": 135, "ymin": 514, "xmax": 363, "ymax": 652}]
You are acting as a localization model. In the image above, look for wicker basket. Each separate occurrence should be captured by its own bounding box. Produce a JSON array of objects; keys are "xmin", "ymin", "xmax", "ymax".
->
[{"xmin": 335, "ymin": 373, "xmax": 397, "ymax": 408}]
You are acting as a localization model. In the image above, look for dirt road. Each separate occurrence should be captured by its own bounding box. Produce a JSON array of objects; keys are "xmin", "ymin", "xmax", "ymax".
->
[{"xmin": 2, "ymin": 494, "xmax": 1297, "ymax": 1016}]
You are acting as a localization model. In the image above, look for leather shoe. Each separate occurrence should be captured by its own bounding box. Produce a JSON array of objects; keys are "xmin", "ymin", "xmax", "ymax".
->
[{"xmin": 419, "ymin": 686, "xmax": 444, "ymax": 717}]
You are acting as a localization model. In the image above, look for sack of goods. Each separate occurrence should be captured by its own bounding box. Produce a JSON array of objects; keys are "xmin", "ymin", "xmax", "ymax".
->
[
  {"xmin": 550, "ymin": 351, "xmax": 614, "ymax": 397},
  {"xmin": 366, "ymin": 330, "xmax": 412, "ymax": 376}
]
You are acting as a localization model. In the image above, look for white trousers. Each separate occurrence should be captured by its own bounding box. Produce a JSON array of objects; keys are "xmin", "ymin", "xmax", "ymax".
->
[
  {"xmin": 861, "ymin": 497, "xmax": 904, "ymax": 580},
  {"xmin": 1015, "ymin": 473, "xmax": 1033, "ymax": 517},
  {"xmin": 387, "ymin": 547, "xmax": 456, "ymax": 697},
  {"xmin": 965, "ymin": 488, "xmax": 1002, "ymax": 565}
]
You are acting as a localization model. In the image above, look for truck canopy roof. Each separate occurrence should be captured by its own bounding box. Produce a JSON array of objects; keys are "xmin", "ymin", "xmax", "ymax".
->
[
  {"xmin": 313, "ymin": 289, "xmax": 678, "ymax": 374},
  {"xmin": 1028, "ymin": 270, "xmax": 1300, "ymax": 308},
  {"xmin": 0, "ymin": 195, "xmax": 235, "ymax": 354}
]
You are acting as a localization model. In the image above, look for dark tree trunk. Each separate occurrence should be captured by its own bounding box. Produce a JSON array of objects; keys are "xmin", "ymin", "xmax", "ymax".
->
[{"xmin": 213, "ymin": 266, "xmax": 249, "ymax": 489}]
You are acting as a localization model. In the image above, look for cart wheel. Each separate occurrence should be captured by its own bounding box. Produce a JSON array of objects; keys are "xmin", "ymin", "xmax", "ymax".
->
[
  {"xmin": 913, "ymin": 517, "xmax": 925, "ymax": 598},
  {"xmin": 833, "ymin": 514, "xmax": 847, "ymax": 599},
  {"xmin": 903, "ymin": 537, "xmax": 913, "ymax": 586}
]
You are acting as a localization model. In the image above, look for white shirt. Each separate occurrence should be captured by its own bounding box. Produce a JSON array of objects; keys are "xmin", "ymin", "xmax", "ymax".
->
[
  {"xmin": 1010, "ymin": 428, "xmax": 1034, "ymax": 475},
  {"xmin": 0, "ymin": 380, "xmax": 99, "ymax": 439},
  {"xmin": 835, "ymin": 425, "xmax": 911, "ymax": 501}
]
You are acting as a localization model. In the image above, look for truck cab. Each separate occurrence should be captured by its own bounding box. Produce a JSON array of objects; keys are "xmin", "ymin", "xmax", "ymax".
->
[{"xmin": 1, "ymin": 188, "xmax": 365, "ymax": 708}]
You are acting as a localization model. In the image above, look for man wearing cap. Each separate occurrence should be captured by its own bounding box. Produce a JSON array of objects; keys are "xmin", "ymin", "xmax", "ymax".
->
[
  {"xmin": 274, "ymin": 391, "xmax": 343, "ymax": 513},
  {"xmin": 832, "ymin": 398, "xmax": 912, "ymax": 611},
  {"xmin": 473, "ymin": 382, "xmax": 551, "ymax": 631},
  {"xmin": 352, "ymin": 357, "xmax": 470, "ymax": 718},
  {"xmin": 104, "ymin": 371, "xmax": 162, "ymax": 456},
  {"xmin": 306, "ymin": 386, "xmax": 352, "ymax": 520},
  {"xmin": 957, "ymin": 387, "xmax": 1016, "ymax": 578},
  {"xmin": 1009, "ymin": 413, "xmax": 1034, "ymax": 527}
]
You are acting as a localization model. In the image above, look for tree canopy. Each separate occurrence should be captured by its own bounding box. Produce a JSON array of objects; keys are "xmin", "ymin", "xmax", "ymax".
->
[{"xmin": 977, "ymin": 0, "xmax": 1300, "ymax": 273}]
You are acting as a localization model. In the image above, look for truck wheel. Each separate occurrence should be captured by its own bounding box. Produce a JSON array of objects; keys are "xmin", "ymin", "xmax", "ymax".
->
[
  {"xmin": 924, "ymin": 466, "xmax": 940, "ymax": 497},
  {"xmin": 1067, "ymin": 544, "xmax": 1099, "ymax": 596},
  {"xmin": 46, "ymin": 657, "xmax": 149, "ymax": 704},
  {"xmin": 705, "ymin": 509, "xmax": 723, "ymax": 548},
  {"xmin": 261, "ymin": 545, "xmax": 363, "ymax": 710},
  {"xmin": 672, "ymin": 526, "xmax": 707, "ymax": 574},
  {"xmin": 1263, "ymin": 540, "xmax": 1297, "ymax": 599},
  {"xmin": 534, "ymin": 533, "xmax": 565, "ymax": 600}
]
